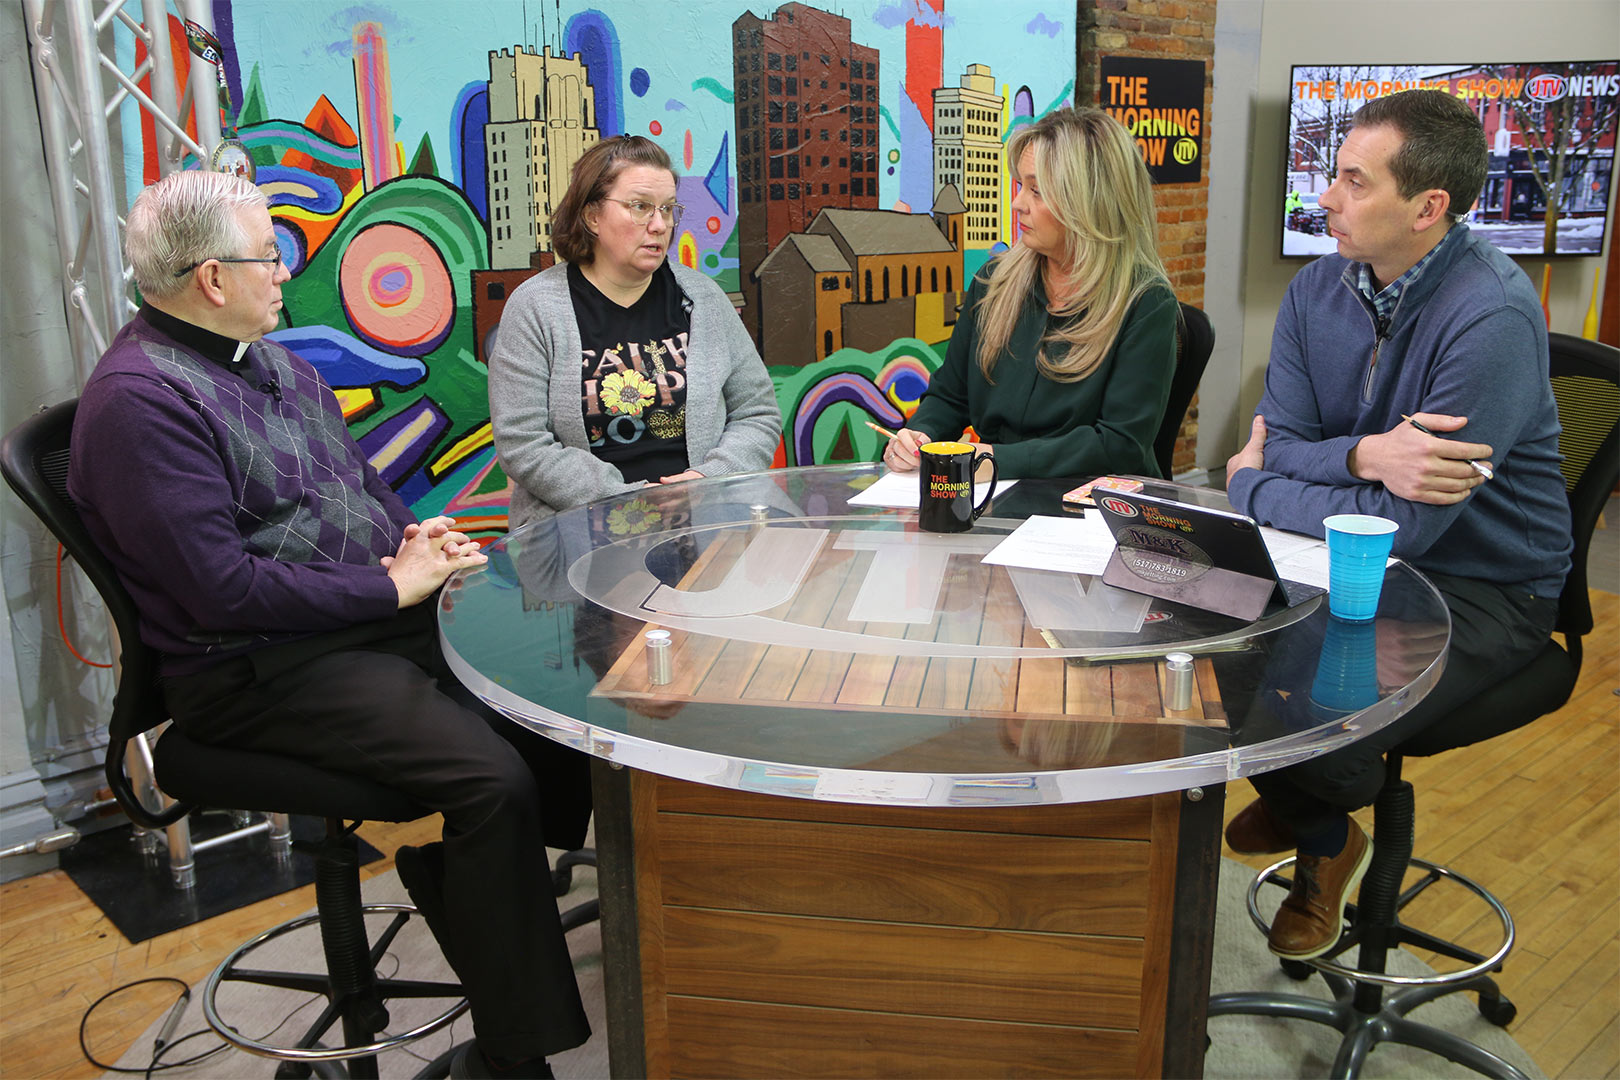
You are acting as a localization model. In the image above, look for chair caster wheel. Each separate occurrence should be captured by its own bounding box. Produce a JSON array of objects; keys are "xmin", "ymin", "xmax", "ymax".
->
[
  {"xmin": 1280, "ymin": 958, "xmax": 1314, "ymax": 981},
  {"xmin": 1478, "ymin": 996, "xmax": 1517, "ymax": 1027}
]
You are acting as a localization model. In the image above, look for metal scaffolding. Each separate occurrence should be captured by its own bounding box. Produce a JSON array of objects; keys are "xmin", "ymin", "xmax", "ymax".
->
[
  {"xmin": 19, "ymin": 0, "xmax": 262, "ymax": 890},
  {"xmin": 23, "ymin": 0, "xmax": 223, "ymax": 386}
]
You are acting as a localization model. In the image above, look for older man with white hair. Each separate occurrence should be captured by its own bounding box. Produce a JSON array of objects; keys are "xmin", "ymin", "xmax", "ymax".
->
[{"xmin": 68, "ymin": 170, "xmax": 590, "ymax": 1080}]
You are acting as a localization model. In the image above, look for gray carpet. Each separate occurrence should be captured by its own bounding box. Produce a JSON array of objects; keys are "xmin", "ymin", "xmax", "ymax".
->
[
  {"xmin": 105, "ymin": 852, "xmax": 608, "ymax": 1080},
  {"xmin": 107, "ymin": 856, "xmax": 1542, "ymax": 1079},
  {"xmin": 1205, "ymin": 859, "xmax": 1544, "ymax": 1078}
]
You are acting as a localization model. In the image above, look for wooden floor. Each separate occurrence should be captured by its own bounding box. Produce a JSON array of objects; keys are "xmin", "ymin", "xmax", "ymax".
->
[
  {"xmin": 1223, "ymin": 588, "xmax": 1620, "ymax": 1080},
  {"xmin": 1, "ymin": 591, "xmax": 1615, "ymax": 1080}
]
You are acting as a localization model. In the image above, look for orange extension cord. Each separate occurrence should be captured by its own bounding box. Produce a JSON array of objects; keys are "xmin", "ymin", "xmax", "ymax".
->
[{"xmin": 56, "ymin": 543, "xmax": 111, "ymax": 668}]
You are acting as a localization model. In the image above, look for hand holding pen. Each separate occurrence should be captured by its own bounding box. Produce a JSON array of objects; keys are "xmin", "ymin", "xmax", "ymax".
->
[
  {"xmin": 1401, "ymin": 415, "xmax": 1494, "ymax": 480},
  {"xmin": 1348, "ymin": 412, "xmax": 1493, "ymax": 506}
]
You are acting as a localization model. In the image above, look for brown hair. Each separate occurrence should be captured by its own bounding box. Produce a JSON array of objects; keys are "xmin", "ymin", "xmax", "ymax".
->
[
  {"xmin": 1351, "ymin": 90, "xmax": 1487, "ymax": 221},
  {"xmin": 551, "ymin": 135, "xmax": 676, "ymax": 264}
]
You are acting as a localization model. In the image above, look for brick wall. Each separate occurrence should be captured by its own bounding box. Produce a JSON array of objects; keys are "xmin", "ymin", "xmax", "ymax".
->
[{"xmin": 1077, "ymin": 0, "xmax": 1216, "ymax": 476}]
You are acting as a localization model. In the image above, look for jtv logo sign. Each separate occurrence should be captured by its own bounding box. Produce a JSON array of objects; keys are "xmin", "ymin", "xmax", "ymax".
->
[{"xmin": 1525, "ymin": 72, "xmax": 1620, "ymax": 102}]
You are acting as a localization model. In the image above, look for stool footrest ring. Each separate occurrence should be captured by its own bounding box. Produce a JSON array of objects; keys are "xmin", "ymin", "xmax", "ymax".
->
[
  {"xmin": 1244, "ymin": 855, "xmax": 1514, "ymax": 988},
  {"xmin": 203, "ymin": 902, "xmax": 469, "ymax": 1063}
]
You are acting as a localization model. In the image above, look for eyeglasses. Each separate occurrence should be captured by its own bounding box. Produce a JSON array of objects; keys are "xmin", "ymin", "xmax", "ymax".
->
[
  {"xmin": 173, "ymin": 252, "xmax": 284, "ymax": 278},
  {"xmin": 601, "ymin": 198, "xmax": 684, "ymax": 231}
]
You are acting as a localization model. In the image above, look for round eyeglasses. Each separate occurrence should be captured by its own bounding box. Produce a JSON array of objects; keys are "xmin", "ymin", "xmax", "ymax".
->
[{"xmin": 601, "ymin": 198, "xmax": 685, "ymax": 231}]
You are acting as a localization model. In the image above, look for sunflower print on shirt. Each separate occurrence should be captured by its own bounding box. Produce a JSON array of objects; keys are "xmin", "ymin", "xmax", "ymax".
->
[{"xmin": 601, "ymin": 370, "xmax": 656, "ymax": 417}]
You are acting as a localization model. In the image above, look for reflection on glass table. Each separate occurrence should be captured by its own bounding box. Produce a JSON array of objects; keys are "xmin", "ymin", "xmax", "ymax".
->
[{"xmin": 438, "ymin": 465, "xmax": 1449, "ymax": 807}]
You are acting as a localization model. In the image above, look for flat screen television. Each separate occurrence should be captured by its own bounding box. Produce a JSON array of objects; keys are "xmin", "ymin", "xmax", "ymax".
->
[{"xmin": 1283, "ymin": 61, "xmax": 1620, "ymax": 258}]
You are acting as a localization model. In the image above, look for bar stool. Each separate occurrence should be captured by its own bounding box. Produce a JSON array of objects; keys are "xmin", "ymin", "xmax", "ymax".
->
[
  {"xmin": 1210, "ymin": 332, "xmax": 1619, "ymax": 1078},
  {"xmin": 1212, "ymin": 749, "xmax": 1524, "ymax": 1079},
  {"xmin": 5, "ymin": 400, "xmax": 466, "ymax": 1077},
  {"xmin": 152, "ymin": 728, "xmax": 468, "ymax": 1078}
]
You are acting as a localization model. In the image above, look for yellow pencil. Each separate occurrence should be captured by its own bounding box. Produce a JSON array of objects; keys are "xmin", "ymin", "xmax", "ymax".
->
[{"xmin": 865, "ymin": 421, "xmax": 897, "ymax": 441}]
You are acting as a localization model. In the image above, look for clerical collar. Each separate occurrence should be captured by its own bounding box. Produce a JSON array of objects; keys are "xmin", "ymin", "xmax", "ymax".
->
[{"xmin": 139, "ymin": 304, "xmax": 253, "ymax": 371}]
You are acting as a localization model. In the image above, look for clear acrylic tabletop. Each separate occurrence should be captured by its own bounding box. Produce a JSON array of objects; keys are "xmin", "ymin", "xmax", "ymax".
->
[{"xmin": 438, "ymin": 465, "xmax": 1448, "ymax": 806}]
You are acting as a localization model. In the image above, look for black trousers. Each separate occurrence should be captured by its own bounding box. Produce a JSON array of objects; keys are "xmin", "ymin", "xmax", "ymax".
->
[
  {"xmin": 162, "ymin": 606, "xmax": 593, "ymax": 1060},
  {"xmin": 1250, "ymin": 571, "xmax": 1558, "ymax": 836}
]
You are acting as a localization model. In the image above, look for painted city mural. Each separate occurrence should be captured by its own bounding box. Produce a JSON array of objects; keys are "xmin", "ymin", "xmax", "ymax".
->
[{"xmin": 127, "ymin": 1, "xmax": 1076, "ymax": 536}]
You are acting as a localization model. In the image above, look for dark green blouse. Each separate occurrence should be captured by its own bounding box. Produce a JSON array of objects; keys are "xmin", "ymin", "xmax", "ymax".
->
[{"xmin": 908, "ymin": 268, "xmax": 1178, "ymax": 479}]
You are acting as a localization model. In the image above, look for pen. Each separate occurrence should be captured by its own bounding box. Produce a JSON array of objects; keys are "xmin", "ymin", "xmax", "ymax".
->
[
  {"xmin": 1400, "ymin": 414, "xmax": 1494, "ymax": 480},
  {"xmin": 865, "ymin": 421, "xmax": 897, "ymax": 441}
]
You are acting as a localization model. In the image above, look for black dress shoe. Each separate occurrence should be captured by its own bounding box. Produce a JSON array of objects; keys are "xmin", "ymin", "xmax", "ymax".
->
[{"xmin": 449, "ymin": 1040, "xmax": 554, "ymax": 1079}]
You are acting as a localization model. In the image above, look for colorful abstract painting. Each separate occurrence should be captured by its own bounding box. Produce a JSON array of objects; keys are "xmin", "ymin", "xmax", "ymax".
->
[{"xmin": 120, "ymin": 0, "xmax": 1076, "ymax": 536}]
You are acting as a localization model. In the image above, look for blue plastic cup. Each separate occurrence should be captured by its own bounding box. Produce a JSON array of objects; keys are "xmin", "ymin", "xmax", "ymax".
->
[
  {"xmin": 1310, "ymin": 615, "xmax": 1380, "ymax": 716},
  {"xmin": 1323, "ymin": 514, "xmax": 1399, "ymax": 621}
]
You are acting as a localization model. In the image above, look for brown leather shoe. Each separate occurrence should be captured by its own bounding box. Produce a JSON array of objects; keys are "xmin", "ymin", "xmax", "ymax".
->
[
  {"xmin": 1268, "ymin": 821, "xmax": 1372, "ymax": 960},
  {"xmin": 1225, "ymin": 798, "xmax": 1294, "ymax": 855}
]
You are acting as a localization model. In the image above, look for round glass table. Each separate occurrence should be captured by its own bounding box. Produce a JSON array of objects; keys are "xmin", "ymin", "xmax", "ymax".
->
[
  {"xmin": 438, "ymin": 464, "xmax": 1448, "ymax": 808},
  {"xmin": 436, "ymin": 464, "xmax": 1450, "ymax": 1079}
]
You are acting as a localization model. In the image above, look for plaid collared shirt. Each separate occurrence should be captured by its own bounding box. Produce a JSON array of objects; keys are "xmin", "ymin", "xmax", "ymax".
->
[{"xmin": 1354, "ymin": 224, "xmax": 1463, "ymax": 333}]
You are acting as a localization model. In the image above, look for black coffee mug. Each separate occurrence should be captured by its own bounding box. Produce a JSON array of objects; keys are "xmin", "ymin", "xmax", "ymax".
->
[{"xmin": 918, "ymin": 441, "xmax": 998, "ymax": 532}]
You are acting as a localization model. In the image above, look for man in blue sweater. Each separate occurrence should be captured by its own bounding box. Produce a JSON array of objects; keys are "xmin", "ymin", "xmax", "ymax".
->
[
  {"xmin": 69, "ymin": 171, "xmax": 590, "ymax": 1078},
  {"xmin": 1225, "ymin": 90, "xmax": 1570, "ymax": 960}
]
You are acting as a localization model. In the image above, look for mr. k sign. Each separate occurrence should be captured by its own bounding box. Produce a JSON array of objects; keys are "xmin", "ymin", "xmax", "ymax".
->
[{"xmin": 1100, "ymin": 56, "xmax": 1206, "ymax": 183}]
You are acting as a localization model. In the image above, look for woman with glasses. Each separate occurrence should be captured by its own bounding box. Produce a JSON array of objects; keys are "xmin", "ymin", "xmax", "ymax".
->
[
  {"xmin": 882, "ymin": 108, "xmax": 1178, "ymax": 480},
  {"xmin": 491, "ymin": 135, "xmax": 780, "ymax": 529}
]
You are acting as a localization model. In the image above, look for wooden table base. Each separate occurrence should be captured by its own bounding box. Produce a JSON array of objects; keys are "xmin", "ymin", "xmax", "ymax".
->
[{"xmin": 592, "ymin": 761, "xmax": 1223, "ymax": 1079}]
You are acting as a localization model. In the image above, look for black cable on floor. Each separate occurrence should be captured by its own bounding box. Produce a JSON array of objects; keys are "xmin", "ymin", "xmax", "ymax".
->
[
  {"xmin": 78, "ymin": 977, "xmax": 227, "ymax": 1074},
  {"xmin": 82, "ymin": 946, "xmax": 439, "ymax": 1074},
  {"xmin": 143, "ymin": 1028, "xmax": 223, "ymax": 1079}
]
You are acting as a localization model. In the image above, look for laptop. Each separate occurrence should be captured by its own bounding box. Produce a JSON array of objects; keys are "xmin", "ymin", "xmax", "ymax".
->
[{"xmin": 1093, "ymin": 490, "xmax": 1324, "ymax": 621}]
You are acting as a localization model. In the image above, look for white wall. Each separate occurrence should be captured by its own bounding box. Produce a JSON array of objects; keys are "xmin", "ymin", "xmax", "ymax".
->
[
  {"xmin": 1203, "ymin": 0, "xmax": 1619, "ymax": 471},
  {"xmin": 1202, "ymin": 0, "xmax": 1264, "ymax": 477}
]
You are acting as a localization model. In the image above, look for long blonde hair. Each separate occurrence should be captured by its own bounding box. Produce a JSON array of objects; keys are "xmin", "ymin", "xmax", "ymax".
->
[{"xmin": 974, "ymin": 108, "xmax": 1171, "ymax": 383}]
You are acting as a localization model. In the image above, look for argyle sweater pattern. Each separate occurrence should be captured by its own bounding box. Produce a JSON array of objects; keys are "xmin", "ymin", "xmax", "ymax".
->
[{"xmin": 70, "ymin": 310, "xmax": 410, "ymax": 671}]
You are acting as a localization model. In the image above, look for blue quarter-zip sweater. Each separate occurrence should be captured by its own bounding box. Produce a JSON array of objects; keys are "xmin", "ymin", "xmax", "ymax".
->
[{"xmin": 1228, "ymin": 227, "xmax": 1570, "ymax": 598}]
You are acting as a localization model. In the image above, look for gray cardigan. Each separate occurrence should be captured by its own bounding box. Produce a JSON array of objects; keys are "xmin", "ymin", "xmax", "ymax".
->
[{"xmin": 490, "ymin": 261, "xmax": 781, "ymax": 530}]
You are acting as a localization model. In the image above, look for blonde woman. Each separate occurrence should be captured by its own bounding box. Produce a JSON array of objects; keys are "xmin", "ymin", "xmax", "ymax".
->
[{"xmin": 885, "ymin": 107, "xmax": 1177, "ymax": 479}]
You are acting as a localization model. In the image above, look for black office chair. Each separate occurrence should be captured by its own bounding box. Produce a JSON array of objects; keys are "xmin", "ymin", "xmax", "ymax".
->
[
  {"xmin": 1210, "ymin": 334, "xmax": 1620, "ymax": 1078},
  {"xmin": 2, "ymin": 399, "xmax": 596, "ymax": 1076},
  {"xmin": 1155, "ymin": 303, "xmax": 1215, "ymax": 479}
]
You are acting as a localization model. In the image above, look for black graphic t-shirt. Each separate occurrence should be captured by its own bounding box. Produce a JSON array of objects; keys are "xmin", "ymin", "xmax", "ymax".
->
[{"xmin": 569, "ymin": 261, "xmax": 693, "ymax": 484}]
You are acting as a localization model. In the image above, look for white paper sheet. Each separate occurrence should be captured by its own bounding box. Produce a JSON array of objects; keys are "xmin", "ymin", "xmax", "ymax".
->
[
  {"xmin": 1259, "ymin": 526, "xmax": 1323, "ymax": 562},
  {"xmin": 847, "ymin": 468, "xmax": 1018, "ymax": 510},
  {"xmin": 1261, "ymin": 528, "xmax": 1398, "ymax": 589},
  {"xmin": 980, "ymin": 514, "xmax": 1117, "ymax": 575}
]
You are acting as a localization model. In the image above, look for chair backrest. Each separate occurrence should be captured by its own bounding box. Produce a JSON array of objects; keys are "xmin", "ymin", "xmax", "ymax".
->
[
  {"xmin": 1, "ymin": 399, "xmax": 191, "ymax": 829},
  {"xmin": 1547, "ymin": 332, "xmax": 1620, "ymax": 652},
  {"xmin": 1156, "ymin": 303, "xmax": 1215, "ymax": 478},
  {"xmin": 1397, "ymin": 335, "xmax": 1617, "ymax": 759}
]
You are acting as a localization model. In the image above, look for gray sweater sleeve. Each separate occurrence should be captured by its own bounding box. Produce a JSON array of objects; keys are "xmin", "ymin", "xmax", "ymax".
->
[{"xmin": 672, "ymin": 264, "xmax": 781, "ymax": 478}]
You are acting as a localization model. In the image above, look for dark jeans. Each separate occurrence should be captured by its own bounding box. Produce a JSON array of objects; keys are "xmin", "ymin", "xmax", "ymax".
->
[
  {"xmin": 1251, "ymin": 572, "xmax": 1558, "ymax": 837},
  {"xmin": 162, "ymin": 606, "xmax": 593, "ymax": 1060}
]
